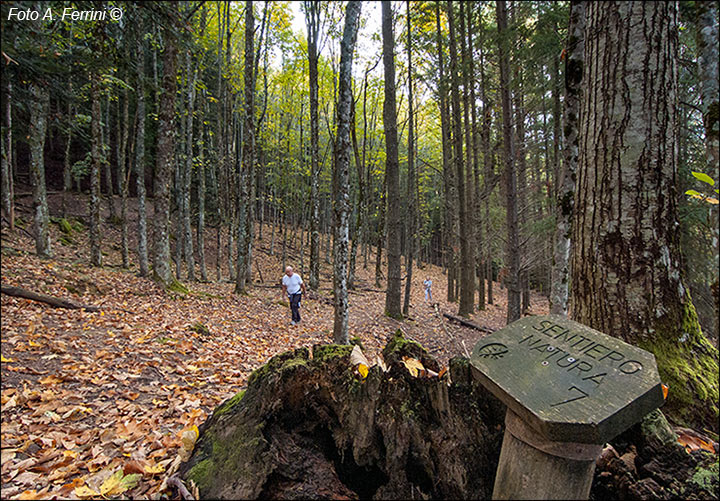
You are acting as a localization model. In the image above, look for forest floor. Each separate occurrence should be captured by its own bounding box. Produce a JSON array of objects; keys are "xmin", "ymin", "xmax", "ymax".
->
[{"xmin": 0, "ymin": 191, "xmax": 549, "ymax": 500}]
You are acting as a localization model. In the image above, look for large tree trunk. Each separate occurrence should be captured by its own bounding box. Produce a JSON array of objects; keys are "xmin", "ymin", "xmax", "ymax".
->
[
  {"xmin": 402, "ymin": 0, "xmax": 416, "ymax": 318},
  {"xmin": 135, "ymin": 30, "xmax": 150, "ymax": 278},
  {"xmin": 89, "ymin": 78, "xmax": 102, "ymax": 266},
  {"xmin": 496, "ymin": 0, "xmax": 521, "ymax": 323},
  {"xmin": 153, "ymin": 11, "xmax": 178, "ymax": 287},
  {"xmin": 550, "ymin": 0, "xmax": 584, "ymax": 316},
  {"xmin": 449, "ymin": 1, "xmax": 472, "ymax": 318},
  {"xmin": 382, "ymin": 0, "xmax": 402, "ymax": 320},
  {"xmin": 332, "ymin": 0, "xmax": 362, "ymax": 345},
  {"xmin": 29, "ymin": 82, "xmax": 51, "ymax": 258},
  {"xmin": 573, "ymin": 1, "xmax": 718, "ymax": 432}
]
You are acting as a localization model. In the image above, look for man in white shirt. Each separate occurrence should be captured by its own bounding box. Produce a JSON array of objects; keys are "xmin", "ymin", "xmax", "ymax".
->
[{"xmin": 282, "ymin": 266, "xmax": 307, "ymax": 325}]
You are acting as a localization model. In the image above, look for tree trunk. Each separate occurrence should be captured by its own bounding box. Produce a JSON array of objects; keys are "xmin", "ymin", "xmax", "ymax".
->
[
  {"xmin": 198, "ymin": 106, "xmax": 208, "ymax": 282},
  {"xmin": 305, "ymin": 1, "xmax": 322, "ymax": 292},
  {"xmin": 29, "ymin": 82, "xmax": 51, "ymax": 258},
  {"xmin": 153, "ymin": 13, "xmax": 178, "ymax": 287},
  {"xmin": 382, "ymin": 0, "xmax": 402, "ymax": 320},
  {"xmin": 103, "ymin": 94, "xmax": 116, "ymax": 222},
  {"xmin": 496, "ymin": 0, "xmax": 521, "ymax": 323},
  {"xmin": 573, "ymin": 1, "xmax": 718, "ymax": 432},
  {"xmin": 550, "ymin": 0, "xmax": 584, "ymax": 316},
  {"xmin": 235, "ymin": 0, "xmax": 255, "ymax": 294},
  {"xmin": 448, "ymin": 1, "xmax": 472, "ymax": 318},
  {"xmin": 89, "ymin": 78, "xmax": 102, "ymax": 266},
  {"xmin": 331, "ymin": 0, "xmax": 362, "ymax": 345},
  {"xmin": 436, "ymin": 1, "xmax": 456, "ymax": 304},
  {"xmin": 119, "ymin": 87, "xmax": 130, "ymax": 268},
  {"xmin": 135, "ymin": 31, "xmax": 150, "ymax": 278},
  {"xmin": 2, "ymin": 80, "xmax": 14, "ymax": 232},
  {"xmin": 402, "ymin": 0, "xmax": 416, "ymax": 318},
  {"xmin": 184, "ymin": 50, "xmax": 198, "ymax": 281}
]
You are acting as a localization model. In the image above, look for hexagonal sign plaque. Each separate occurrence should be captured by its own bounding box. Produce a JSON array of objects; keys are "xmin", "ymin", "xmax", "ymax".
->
[{"xmin": 470, "ymin": 315, "xmax": 665, "ymax": 444}]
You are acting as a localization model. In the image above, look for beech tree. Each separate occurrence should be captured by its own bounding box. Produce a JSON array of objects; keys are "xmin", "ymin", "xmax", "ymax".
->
[
  {"xmin": 332, "ymin": 0, "xmax": 362, "ymax": 345},
  {"xmin": 572, "ymin": 1, "xmax": 718, "ymax": 431}
]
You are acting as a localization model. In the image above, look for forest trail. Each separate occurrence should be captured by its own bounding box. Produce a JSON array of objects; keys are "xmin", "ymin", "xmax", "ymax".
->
[{"xmin": 0, "ymin": 191, "xmax": 549, "ymax": 499}]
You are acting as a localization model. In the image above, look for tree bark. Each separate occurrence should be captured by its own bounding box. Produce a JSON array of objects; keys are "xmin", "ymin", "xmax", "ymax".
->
[
  {"xmin": 382, "ymin": 0, "xmax": 402, "ymax": 320},
  {"xmin": 573, "ymin": 1, "xmax": 718, "ymax": 432},
  {"xmin": 550, "ymin": 0, "xmax": 584, "ymax": 316},
  {"xmin": 89, "ymin": 77, "xmax": 102, "ymax": 266},
  {"xmin": 119, "ymin": 87, "xmax": 130, "ymax": 269},
  {"xmin": 153, "ymin": 11, "xmax": 178, "ymax": 287},
  {"xmin": 305, "ymin": 1, "xmax": 322, "ymax": 292},
  {"xmin": 135, "ymin": 30, "xmax": 150, "ymax": 277},
  {"xmin": 184, "ymin": 50, "xmax": 198, "ymax": 281},
  {"xmin": 197, "ymin": 102, "xmax": 208, "ymax": 282},
  {"xmin": 235, "ymin": 0, "xmax": 255, "ymax": 294},
  {"xmin": 436, "ymin": 1, "xmax": 456, "ymax": 304},
  {"xmin": 2, "ymin": 81, "xmax": 14, "ymax": 233},
  {"xmin": 496, "ymin": 0, "xmax": 521, "ymax": 323},
  {"xmin": 448, "ymin": 2, "xmax": 472, "ymax": 318},
  {"xmin": 332, "ymin": 0, "xmax": 362, "ymax": 344},
  {"xmin": 402, "ymin": 0, "xmax": 416, "ymax": 318},
  {"xmin": 29, "ymin": 82, "xmax": 51, "ymax": 257}
]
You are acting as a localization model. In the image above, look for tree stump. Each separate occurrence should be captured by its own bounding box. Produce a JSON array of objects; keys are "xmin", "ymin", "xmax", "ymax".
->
[{"xmin": 178, "ymin": 330, "xmax": 506, "ymax": 499}]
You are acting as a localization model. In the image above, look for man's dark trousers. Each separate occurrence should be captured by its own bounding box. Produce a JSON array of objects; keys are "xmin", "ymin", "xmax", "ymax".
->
[{"xmin": 289, "ymin": 293, "xmax": 302, "ymax": 323}]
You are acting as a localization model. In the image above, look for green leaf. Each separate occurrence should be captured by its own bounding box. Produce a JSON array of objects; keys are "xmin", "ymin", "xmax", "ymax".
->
[
  {"xmin": 685, "ymin": 189, "xmax": 702, "ymax": 197},
  {"xmin": 691, "ymin": 171, "xmax": 715, "ymax": 186}
]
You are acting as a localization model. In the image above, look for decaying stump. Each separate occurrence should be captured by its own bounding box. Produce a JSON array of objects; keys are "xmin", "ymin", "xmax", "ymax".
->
[
  {"xmin": 591, "ymin": 410, "xmax": 718, "ymax": 500},
  {"xmin": 178, "ymin": 330, "xmax": 506, "ymax": 499}
]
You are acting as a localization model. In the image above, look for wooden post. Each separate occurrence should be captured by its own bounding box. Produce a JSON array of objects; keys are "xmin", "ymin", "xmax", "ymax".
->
[
  {"xmin": 470, "ymin": 315, "xmax": 665, "ymax": 500},
  {"xmin": 493, "ymin": 410, "xmax": 601, "ymax": 500}
]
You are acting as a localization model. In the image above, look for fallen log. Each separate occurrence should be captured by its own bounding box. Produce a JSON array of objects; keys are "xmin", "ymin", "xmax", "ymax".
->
[
  {"xmin": 442, "ymin": 312, "xmax": 495, "ymax": 334},
  {"xmin": 1, "ymin": 285, "xmax": 101, "ymax": 312}
]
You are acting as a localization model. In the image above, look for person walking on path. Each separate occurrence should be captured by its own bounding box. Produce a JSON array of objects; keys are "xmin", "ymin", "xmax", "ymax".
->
[
  {"xmin": 423, "ymin": 277, "xmax": 433, "ymax": 303},
  {"xmin": 282, "ymin": 266, "xmax": 307, "ymax": 325}
]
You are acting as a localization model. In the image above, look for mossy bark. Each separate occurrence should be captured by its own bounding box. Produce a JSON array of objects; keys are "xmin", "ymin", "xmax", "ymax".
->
[{"xmin": 179, "ymin": 334, "xmax": 505, "ymax": 499}]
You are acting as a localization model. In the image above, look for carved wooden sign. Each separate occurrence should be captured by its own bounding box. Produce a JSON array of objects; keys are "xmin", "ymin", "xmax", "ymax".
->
[{"xmin": 470, "ymin": 314, "xmax": 664, "ymax": 444}]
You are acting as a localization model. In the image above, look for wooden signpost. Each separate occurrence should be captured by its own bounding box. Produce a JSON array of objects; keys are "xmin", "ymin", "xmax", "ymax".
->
[{"xmin": 470, "ymin": 314, "xmax": 665, "ymax": 500}]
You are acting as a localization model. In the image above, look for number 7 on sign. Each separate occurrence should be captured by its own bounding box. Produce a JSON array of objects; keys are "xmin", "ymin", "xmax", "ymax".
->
[{"xmin": 550, "ymin": 386, "xmax": 589, "ymax": 407}]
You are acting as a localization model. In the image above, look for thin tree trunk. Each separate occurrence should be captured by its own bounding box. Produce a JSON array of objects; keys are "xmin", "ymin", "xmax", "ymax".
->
[
  {"xmin": 436, "ymin": 1, "xmax": 456, "ymax": 304},
  {"xmin": 402, "ymin": 0, "xmax": 416, "ymax": 317},
  {"xmin": 236, "ymin": 0, "xmax": 255, "ymax": 294},
  {"xmin": 448, "ymin": 1, "xmax": 472, "ymax": 318},
  {"xmin": 103, "ymin": 93, "xmax": 116, "ymax": 222},
  {"xmin": 153, "ymin": 12, "xmax": 178, "ymax": 287},
  {"xmin": 550, "ymin": 0, "xmax": 584, "ymax": 316},
  {"xmin": 496, "ymin": 0, "xmax": 521, "ymax": 323},
  {"xmin": 184, "ymin": 50, "xmax": 198, "ymax": 281},
  {"xmin": 62, "ymin": 98, "xmax": 73, "ymax": 216},
  {"xmin": 89, "ymin": 78, "xmax": 103, "ymax": 266},
  {"xmin": 331, "ymin": 0, "xmax": 362, "ymax": 344},
  {"xmin": 197, "ymin": 102, "xmax": 208, "ymax": 282},
  {"xmin": 119, "ymin": 86, "xmax": 130, "ymax": 268},
  {"xmin": 2, "ymin": 81, "xmax": 14, "ymax": 232},
  {"xmin": 382, "ymin": 0, "xmax": 402, "ymax": 320},
  {"xmin": 29, "ymin": 82, "xmax": 51, "ymax": 257},
  {"xmin": 136, "ymin": 31, "xmax": 149, "ymax": 277}
]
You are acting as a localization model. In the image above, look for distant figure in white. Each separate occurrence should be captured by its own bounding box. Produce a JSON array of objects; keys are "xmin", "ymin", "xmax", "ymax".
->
[
  {"xmin": 423, "ymin": 277, "xmax": 433, "ymax": 303},
  {"xmin": 282, "ymin": 266, "xmax": 307, "ymax": 325}
]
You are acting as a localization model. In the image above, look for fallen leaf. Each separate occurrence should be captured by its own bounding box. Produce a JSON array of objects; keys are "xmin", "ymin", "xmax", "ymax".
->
[
  {"xmin": 661, "ymin": 383, "xmax": 668, "ymax": 400},
  {"xmin": 74, "ymin": 485, "xmax": 100, "ymax": 498},
  {"xmin": 358, "ymin": 363, "xmax": 368, "ymax": 379},
  {"xmin": 402, "ymin": 356, "xmax": 425, "ymax": 377},
  {"xmin": 1, "ymin": 355, "xmax": 15, "ymax": 362}
]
